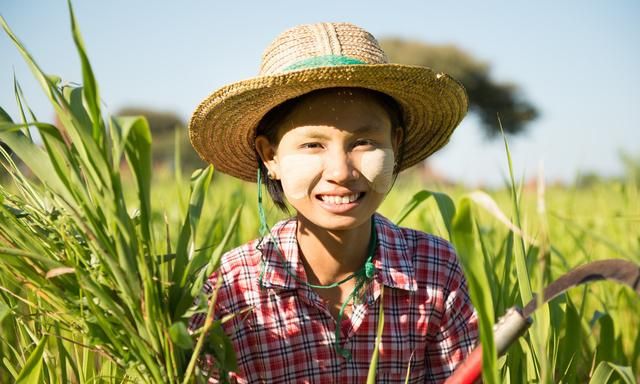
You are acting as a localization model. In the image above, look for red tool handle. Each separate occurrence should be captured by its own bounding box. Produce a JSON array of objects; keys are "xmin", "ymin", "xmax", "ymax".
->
[
  {"xmin": 444, "ymin": 260, "xmax": 640, "ymax": 383},
  {"xmin": 443, "ymin": 346, "xmax": 482, "ymax": 384},
  {"xmin": 445, "ymin": 307, "xmax": 530, "ymax": 384}
]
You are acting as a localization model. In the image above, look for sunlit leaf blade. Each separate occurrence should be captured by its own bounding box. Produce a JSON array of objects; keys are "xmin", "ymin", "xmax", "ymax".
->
[
  {"xmin": 589, "ymin": 361, "xmax": 636, "ymax": 384},
  {"xmin": 0, "ymin": 122, "xmax": 72, "ymax": 202},
  {"xmin": 169, "ymin": 322, "xmax": 194, "ymax": 350},
  {"xmin": 15, "ymin": 336, "xmax": 47, "ymax": 384},
  {"xmin": 367, "ymin": 285, "xmax": 384, "ymax": 384},
  {"xmin": 67, "ymin": 0, "xmax": 104, "ymax": 144},
  {"xmin": 394, "ymin": 190, "xmax": 455, "ymax": 237},
  {"xmin": 451, "ymin": 197, "xmax": 498, "ymax": 384}
]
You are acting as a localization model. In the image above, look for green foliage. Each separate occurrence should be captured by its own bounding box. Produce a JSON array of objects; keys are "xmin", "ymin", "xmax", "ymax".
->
[
  {"xmin": 0, "ymin": 3, "xmax": 639, "ymax": 384},
  {"xmin": 367, "ymin": 286, "xmax": 385, "ymax": 384},
  {"xmin": 15, "ymin": 336, "xmax": 47, "ymax": 384},
  {"xmin": 620, "ymin": 151, "xmax": 640, "ymax": 187},
  {"xmin": 117, "ymin": 107, "xmax": 183, "ymax": 136},
  {"xmin": 116, "ymin": 107, "xmax": 206, "ymax": 172},
  {"xmin": 0, "ymin": 3, "xmax": 238, "ymax": 382}
]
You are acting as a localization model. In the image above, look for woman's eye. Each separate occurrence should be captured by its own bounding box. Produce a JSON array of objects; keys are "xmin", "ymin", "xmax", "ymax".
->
[
  {"xmin": 300, "ymin": 142, "xmax": 322, "ymax": 149},
  {"xmin": 354, "ymin": 139, "xmax": 376, "ymax": 148}
]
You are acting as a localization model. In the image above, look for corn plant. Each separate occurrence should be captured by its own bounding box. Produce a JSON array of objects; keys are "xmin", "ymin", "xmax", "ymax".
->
[
  {"xmin": 387, "ymin": 169, "xmax": 640, "ymax": 382},
  {"xmin": 1, "ymin": 1, "xmax": 639, "ymax": 383},
  {"xmin": 0, "ymin": 2, "xmax": 241, "ymax": 383}
]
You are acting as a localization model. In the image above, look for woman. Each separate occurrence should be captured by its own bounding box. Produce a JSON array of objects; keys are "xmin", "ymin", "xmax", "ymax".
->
[{"xmin": 188, "ymin": 22, "xmax": 477, "ymax": 383}]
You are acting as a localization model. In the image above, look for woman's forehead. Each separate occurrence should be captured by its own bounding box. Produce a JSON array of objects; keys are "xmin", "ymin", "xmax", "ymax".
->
[{"xmin": 276, "ymin": 88, "xmax": 393, "ymax": 136}]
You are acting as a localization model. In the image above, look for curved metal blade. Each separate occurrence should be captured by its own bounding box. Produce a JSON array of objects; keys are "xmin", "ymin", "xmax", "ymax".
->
[{"xmin": 523, "ymin": 259, "xmax": 640, "ymax": 318}]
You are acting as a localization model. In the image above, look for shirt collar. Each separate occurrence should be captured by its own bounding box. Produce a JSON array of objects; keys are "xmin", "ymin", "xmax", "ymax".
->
[
  {"xmin": 257, "ymin": 214, "xmax": 417, "ymax": 292},
  {"xmin": 371, "ymin": 214, "xmax": 417, "ymax": 291}
]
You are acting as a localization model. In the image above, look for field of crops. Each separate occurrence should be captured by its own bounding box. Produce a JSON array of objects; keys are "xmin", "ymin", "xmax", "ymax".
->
[{"xmin": 1, "ymin": 5, "xmax": 639, "ymax": 384}]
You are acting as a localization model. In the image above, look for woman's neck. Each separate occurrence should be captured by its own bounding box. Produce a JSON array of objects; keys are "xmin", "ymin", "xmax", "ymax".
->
[{"xmin": 296, "ymin": 215, "xmax": 373, "ymax": 285}]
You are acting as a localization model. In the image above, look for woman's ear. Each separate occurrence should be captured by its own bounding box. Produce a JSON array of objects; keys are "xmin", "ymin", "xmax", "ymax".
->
[{"xmin": 255, "ymin": 135, "xmax": 280, "ymax": 179}]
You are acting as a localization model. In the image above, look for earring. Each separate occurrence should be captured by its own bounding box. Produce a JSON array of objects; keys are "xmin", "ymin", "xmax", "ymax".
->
[{"xmin": 267, "ymin": 171, "xmax": 276, "ymax": 180}]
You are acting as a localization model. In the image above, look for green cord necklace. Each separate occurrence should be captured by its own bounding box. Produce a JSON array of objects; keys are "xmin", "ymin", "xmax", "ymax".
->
[{"xmin": 256, "ymin": 169, "xmax": 377, "ymax": 359}]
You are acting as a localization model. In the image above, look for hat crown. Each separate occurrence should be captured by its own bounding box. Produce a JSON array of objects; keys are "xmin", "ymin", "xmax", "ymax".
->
[{"xmin": 259, "ymin": 22, "xmax": 388, "ymax": 75}]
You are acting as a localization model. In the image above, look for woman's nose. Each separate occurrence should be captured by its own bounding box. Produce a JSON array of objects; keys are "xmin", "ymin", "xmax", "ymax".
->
[{"xmin": 323, "ymin": 150, "xmax": 357, "ymax": 183}]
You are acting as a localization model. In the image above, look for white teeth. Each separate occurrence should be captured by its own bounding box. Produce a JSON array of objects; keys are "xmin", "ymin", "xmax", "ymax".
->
[{"xmin": 321, "ymin": 193, "xmax": 359, "ymax": 204}]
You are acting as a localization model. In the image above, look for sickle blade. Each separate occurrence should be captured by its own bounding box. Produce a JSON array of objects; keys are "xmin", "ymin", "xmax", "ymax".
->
[
  {"xmin": 523, "ymin": 259, "xmax": 640, "ymax": 318},
  {"xmin": 445, "ymin": 259, "xmax": 640, "ymax": 384}
]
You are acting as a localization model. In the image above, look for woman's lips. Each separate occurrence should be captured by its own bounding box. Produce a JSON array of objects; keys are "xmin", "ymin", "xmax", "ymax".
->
[
  {"xmin": 317, "ymin": 193, "xmax": 361, "ymax": 205},
  {"xmin": 315, "ymin": 192, "xmax": 365, "ymax": 213}
]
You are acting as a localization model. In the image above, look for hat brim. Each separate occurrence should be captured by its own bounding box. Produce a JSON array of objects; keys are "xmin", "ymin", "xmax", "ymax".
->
[{"xmin": 189, "ymin": 63, "xmax": 467, "ymax": 182}]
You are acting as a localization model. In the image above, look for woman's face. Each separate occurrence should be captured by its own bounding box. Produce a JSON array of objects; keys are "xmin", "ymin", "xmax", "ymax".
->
[{"xmin": 256, "ymin": 88, "xmax": 402, "ymax": 232}]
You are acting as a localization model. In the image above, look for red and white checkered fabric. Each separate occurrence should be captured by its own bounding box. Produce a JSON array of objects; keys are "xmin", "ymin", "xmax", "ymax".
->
[{"xmin": 189, "ymin": 214, "xmax": 478, "ymax": 383}]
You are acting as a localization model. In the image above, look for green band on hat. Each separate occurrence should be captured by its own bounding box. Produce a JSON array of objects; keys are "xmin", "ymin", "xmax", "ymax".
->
[{"xmin": 282, "ymin": 55, "xmax": 366, "ymax": 72}]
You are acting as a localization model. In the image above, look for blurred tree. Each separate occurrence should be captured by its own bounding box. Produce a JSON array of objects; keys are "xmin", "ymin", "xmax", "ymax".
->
[
  {"xmin": 380, "ymin": 38, "xmax": 538, "ymax": 136},
  {"xmin": 116, "ymin": 107, "xmax": 205, "ymax": 171},
  {"xmin": 117, "ymin": 107, "xmax": 183, "ymax": 136}
]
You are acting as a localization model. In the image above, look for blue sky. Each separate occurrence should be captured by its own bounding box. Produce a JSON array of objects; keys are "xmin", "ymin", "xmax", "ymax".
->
[{"xmin": 1, "ymin": 0, "xmax": 639, "ymax": 186}]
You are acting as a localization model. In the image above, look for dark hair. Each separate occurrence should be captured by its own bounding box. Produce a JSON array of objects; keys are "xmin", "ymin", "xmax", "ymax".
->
[{"xmin": 255, "ymin": 87, "xmax": 406, "ymax": 212}]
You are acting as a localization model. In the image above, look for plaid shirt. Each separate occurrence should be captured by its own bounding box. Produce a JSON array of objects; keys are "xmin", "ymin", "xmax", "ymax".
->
[{"xmin": 189, "ymin": 213, "xmax": 477, "ymax": 383}]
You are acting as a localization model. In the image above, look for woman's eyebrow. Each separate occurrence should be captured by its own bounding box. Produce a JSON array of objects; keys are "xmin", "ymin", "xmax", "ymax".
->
[{"xmin": 289, "ymin": 127, "xmax": 332, "ymax": 139}]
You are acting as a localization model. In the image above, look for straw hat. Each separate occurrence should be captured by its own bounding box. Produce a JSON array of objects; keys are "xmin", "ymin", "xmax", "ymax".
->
[{"xmin": 189, "ymin": 22, "xmax": 468, "ymax": 182}]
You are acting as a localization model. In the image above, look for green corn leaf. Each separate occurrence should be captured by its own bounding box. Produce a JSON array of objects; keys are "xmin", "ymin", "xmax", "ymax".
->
[
  {"xmin": 367, "ymin": 285, "xmax": 384, "ymax": 384},
  {"xmin": 0, "ymin": 105, "xmax": 13, "ymax": 122},
  {"xmin": 2, "ymin": 17, "xmax": 111, "ymax": 192},
  {"xmin": 589, "ymin": 361, "xmax": 636, "ymax": 384},
  {"xmin": 498, "ymin": 118, "xmax": 532, "ymax": 305},
  {"xmin": 171, "ymin": 166, "xmax": 214, "ymax": 316},
  {"xmin": 404, "ymin": 353, "xmax": 412, "ymax": 384},
  {"xmin": 0, "ymin": 122, "xmax": 72, "ymax": 202},
  {"xmin": 120, "ymin": 116, "xmax": 153, "ymax": 243},
  {"xmin": 394, "ymin": 190, "xmax": 455, "ymax": 237},
  {"xmin": 451, "ymin": 197, "xmax": 498, "ymax": 384},
  {"xmin": 0, "ymin": 301, "xmax": 11, "ymax": 323},
  {"xmin": 499, "ymin": 119, "xmax": 547, "ymax": 380},
  {"xmin": 61, "ymin": 86, "xmax": 93, "ymax": 139},
  {"xmin": 557, "ymin": 299, "xmax": 582, "ymax": 382},
  {"xmin": 15, "ymin": 336, "xmax": 47, "ymax": 384},
  {"xmin": 0, "ymin": 17, "xmax": 58, "ymax": 106},
  {"xmin": 180, "ymin": 208, "xmax": 243, "ymax": 322},
  {"xmin": 67, "ymin": 0, "xmax": 104, "ymax": 144},
  {"xmin": 169, "ymin": 322, "xmax": 194, "ymax": 350},
  {"xmin": 204, "ymin": 204, "xmax": 242, "ymax": 277},
  {"xmin": 207, "ymin": 320, "xmax": 238, "ymax": 373},
  {"xmin": 188, "ymin": 205, "xmax": 244, "ymax": 300},
  {"xmin": 0, "ymin": 247, "xmax": 66, "ymax": 269},
  {"xmin": 2, "ymin": 357, "xmax": 19, "ymax": 380},
  {"xmin": 595, "ymin": 312, "xmax": 616, "ymax": 365},
  {"xmin": 13, "ymin": 77, "xmax": 36, "ymax": 140}
]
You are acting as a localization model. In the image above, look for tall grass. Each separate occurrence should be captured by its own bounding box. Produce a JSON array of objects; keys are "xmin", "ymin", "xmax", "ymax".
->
[
  {"xmin": 0, "ymin": 3, "xmax": 241, "ymax": 382},
  {"xmin": 1, "ymin": 3, "xmax": 639, "ymax": 383}
]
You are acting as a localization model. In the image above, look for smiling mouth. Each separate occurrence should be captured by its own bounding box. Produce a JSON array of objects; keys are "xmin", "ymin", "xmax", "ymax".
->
[{"xmin": 317, "ymin": 193, "xmax": 363, "ymax": 205}]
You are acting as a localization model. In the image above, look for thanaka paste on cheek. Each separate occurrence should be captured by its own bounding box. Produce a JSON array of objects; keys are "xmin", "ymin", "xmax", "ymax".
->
[
  {"xmin": 357, "ymin": 148, "xmax": 395, "ymax": 193},
  {"xmin": 277, "ymin": 154, "xmax": 323, "ymax": 200}
]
